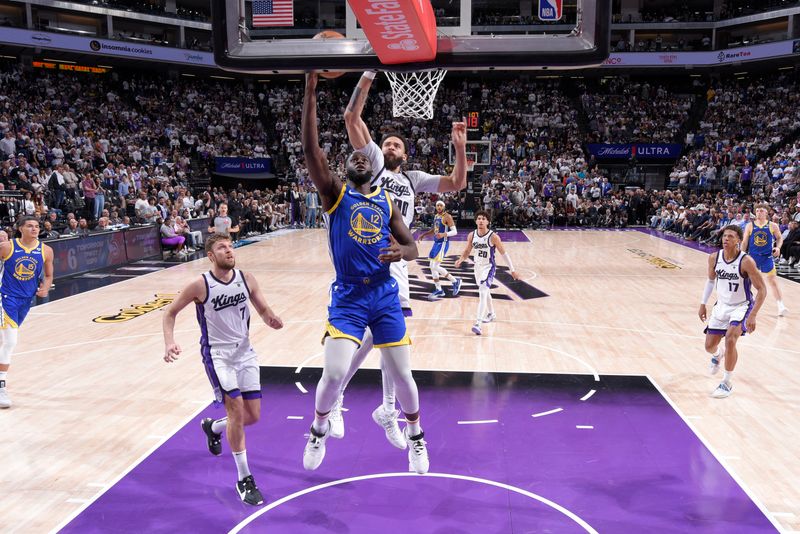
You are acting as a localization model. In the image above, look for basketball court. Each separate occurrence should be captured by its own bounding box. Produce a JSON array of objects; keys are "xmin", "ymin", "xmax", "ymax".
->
[{"xmin": 3, "ymin": 229, "xmax": 798, "ymax": 532}]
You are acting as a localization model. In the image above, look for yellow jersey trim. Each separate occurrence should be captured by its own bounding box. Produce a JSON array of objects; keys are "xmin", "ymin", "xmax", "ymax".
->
[
  {"xmin": 15, "ymin": 238, "xmax": 40, "ymax": 254},
  {"xmin": 374, "ymin": 333, "xmax": 412, "ymax": 348},
  {"xmin": 326, "ymin": 184, "xmax": 347, "ymax": 215},
  {"xmin": 1, "ymin": 310, "xmax": 19, "ymax": 329},
  {"xmin": 385, "ymin": 191, "xmax": 393, "ymax": 219},
  {"xmin": 364, "ymin": 186, "xmax": 383, "ymax": 199},
  {"xmin": 322, "ymin": 322, "xmax": 363, "ymax": 346}
]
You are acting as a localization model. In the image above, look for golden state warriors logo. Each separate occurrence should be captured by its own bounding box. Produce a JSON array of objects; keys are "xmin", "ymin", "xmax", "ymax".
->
[
  {"xmin": 753, "ymin": 231, "xmax": 768, "ymax": 247},
  {"xmin": 348, "ymin": 202, "xmax": 384, "ymax": 245},
  {"xmin": 14, "ymin": 257, "xmax": 37, "ymax": 281}
]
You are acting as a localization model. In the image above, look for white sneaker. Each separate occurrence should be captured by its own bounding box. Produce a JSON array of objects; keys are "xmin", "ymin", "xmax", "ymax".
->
[
  {"xmin": 709, "ymin": 346, "xmax": 725, "ymax": 376},
  {"xmin": 778, "ymin": 304, "xmax": 788, "ymax": 317},
  {"xmin": 372, "ymin": 405, "xmax": 407, "ymax": 449},
  {"xmin": 711, "ymin": 382, "xmax": 733, "ymax": 399},
  {"xmin": 482, "ymin": 312, "xmax": 496, "ymax": 323},
  {"xmin": 329, "ymin": 396, "xmax": 345, "ymax": 439},
  {"xmin": 303, "ymin": 425, "xmax": 330, "ymax": 470},
  {"xmin": 779, "ymin": 257, "xmax": 789, "ymax": 265},
  {"xmin": 471, "ymin": 322, "xmax": 482, "ymax": 335},
  {"xmin": 405, "ymin": 428, "xmax": 429, "ymax": 474},
  {"xmin": 0, "ymin": 387, "xmax": 11, "ymax": 409}
]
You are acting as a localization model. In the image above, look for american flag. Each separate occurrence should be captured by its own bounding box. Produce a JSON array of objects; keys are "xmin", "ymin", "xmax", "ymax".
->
[{"xmin": 252, "ymin": 0, "xmax": 294, "ymax": 27}]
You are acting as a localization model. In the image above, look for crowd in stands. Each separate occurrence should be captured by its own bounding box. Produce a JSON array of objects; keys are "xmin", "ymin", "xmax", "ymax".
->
[
  {"xmin": 581, "ymin": 80, "xmax": 695, "ymax": 144},
  {"xmin": 1, "ymin": 62, "xmax": 799, "ymax": 270}
]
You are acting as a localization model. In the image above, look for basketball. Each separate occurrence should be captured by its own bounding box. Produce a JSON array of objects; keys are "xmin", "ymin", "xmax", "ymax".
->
[{"xmin": 312, "ymin": 31, "xmax": 345, "ymax": 79}]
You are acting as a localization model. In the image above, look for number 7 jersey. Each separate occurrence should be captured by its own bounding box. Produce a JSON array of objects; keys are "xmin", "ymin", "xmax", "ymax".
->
[
  {"xmin": 196, "ymin": 269, "xmax": 251, "ymax": 348},
  {"xmin": 714, "ymin": 250, "xmax": 752, "ymax": 306}
]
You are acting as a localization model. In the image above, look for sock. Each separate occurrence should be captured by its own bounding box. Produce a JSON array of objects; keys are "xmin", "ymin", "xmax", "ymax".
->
[
  {"xmin": 777, "ymin": 300, "xmax": 785, "ymax": 308},
  {"xmin": 232, "ymin": 450, "xmax": 251, "ymax": 480},
  {"xmin": 445, "ymin": 273, "xmax": 455, "ymax": 282},
  {"xmin": 712, "ymin": 347, "xmax": 722, "ymax": 358},
  {"xmin": 383, "ymin": 392, "xmax": 395, "ymax": 412},
  {"xmin": 406, "ymin": 415, "xmax": 421, "ymax": 436},
  {"xmin": 433, "ymin": 280, "xmax": 442, "ymax": 291},
  {"xmin": 0, "ymin": 371, "xmax": 7, "ymax": 388},
  {"xmin": 211, "ymin": 417, "xmax": 227, "ymax": 434},
  {"xmin": 722, "ymin": 371, "xmax": 733, "ymax": 385},
  {"xmin": 313, "ymin": 411, "xmax": 330, "ymax": 434}
]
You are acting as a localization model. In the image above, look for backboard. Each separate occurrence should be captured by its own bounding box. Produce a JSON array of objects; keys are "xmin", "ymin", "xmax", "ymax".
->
[{"xmin": 211, "ymin": 0, "xmax": 611, "ymax": 74}]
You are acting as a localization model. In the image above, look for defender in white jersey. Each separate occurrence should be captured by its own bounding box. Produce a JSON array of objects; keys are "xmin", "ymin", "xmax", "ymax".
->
[
  {"xmin": 699, "ymin": 225, "xmax": 766, "ymax": 399},
  {"xmin": 163, "ymin": 234, "xmax": 283, "ymax": 505},
  {"xmin": 326, "ymin": 71, "xmax": 467, "ymax": 446},
  {"xmin": 455, "ymin": 211, "xmax": 520, "ymax": 335}
]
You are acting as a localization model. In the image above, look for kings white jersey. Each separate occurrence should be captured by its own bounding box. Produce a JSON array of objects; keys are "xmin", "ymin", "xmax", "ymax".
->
[
  {"xmin": 713, "ymin": 251, "xmax": 752, "ymax": 306},
  {"xmin": 471, "ymin": 230, "xmax": 496, "ymax": 267},
  {"xmin": 358, "ymin": 140, "xmax": 441, "ymax": 228},
  {"xmin": 196, "ymin": 269, "xmax": 251, "ymax": 348},
  {"xmin": 357, "ymin": 140, "xmax": 442, "ymax": 310}
]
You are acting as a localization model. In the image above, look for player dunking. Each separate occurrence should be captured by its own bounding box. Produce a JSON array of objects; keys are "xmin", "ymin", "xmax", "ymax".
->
[
  {"xmin": 699, "ymin": 225, "xmax": 766, "ymax": 398},
  {"xmin": 326, "ymin": 71, "xmax": 467, "ymax": 446},
  {"xmin": 0, "ymin": 216, "xmax": 54, "ymax": 408},
  {"xmin": 742, "ymin": 204, "xmax": 787, "ymax": 316},
  {"xmin": 301, "ymin": 72, "xmax": 430, "ymax": 473},
  {"xmin": 455, "ymin": 210, "xmax": 520, "ymax": 335},
  {"xmin": 162, "ymin": 234, "xmax": 283, "ymax": 505},
  {"xmin": 417, "ymin": 200, "xmax": 462, "ymax": 300}
]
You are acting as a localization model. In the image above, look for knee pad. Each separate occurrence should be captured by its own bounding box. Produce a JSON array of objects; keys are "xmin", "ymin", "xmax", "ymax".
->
[{"xmin": 0, "ymin": 329, "xmax": 19, "ymax": 364}]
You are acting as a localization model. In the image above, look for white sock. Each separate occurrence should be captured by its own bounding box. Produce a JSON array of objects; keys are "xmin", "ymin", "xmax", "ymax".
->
[
  {"xmin": 0, "ymin": 371, "xmax": 6, "ymax": 388},
  {"xmin": 712, "ymin": 347, "xmax": 722, "ymax": 358},
  {"xmin": 233, "ymin": 450, "xmax": 251, "ymax": 480},
  {"xmin": 722, "ymin": 371, "xmax": 733, "ymax": 385},
  {"xmin": 777, "ymin": 300, "xmax": 785, "ymax": 308},
  {"xmin": 433, "ymin": 280, "xmax": 442, "ymax": 291},
  {"xmin": 313, "ymin": 413, "xmax": 329, "ymax": 434},
  {"xmin": 406, "ymin": 419, "xmax": 421, "ymax": 436},
  {"xmin": 445, "ymin": 273, "xmax": 455, "ymax": 282},
  {"xmin": 211, "ymin": 417, "xmax": 227, "ymax": 434},
  {"xmin": 383, "ymin": 392, "xmax": 395, "ymax": 412}
]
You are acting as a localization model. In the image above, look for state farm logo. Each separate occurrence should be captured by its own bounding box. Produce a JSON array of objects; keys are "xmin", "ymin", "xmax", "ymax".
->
[{"xmin": 363, "ymin": 1, "xmax": 421, "ymax": 52}]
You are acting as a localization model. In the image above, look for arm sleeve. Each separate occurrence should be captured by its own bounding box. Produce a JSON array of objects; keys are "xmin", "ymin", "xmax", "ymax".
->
[
  {"xmin": 446, "ymin": 225, "xmax": 457, "ymax": 237},
  {"xmin": 503, "ymin": 253, "xmax": 515, "ymax": 272},
  {"xmin": 701, "ymin": 279, "xmax": 714, "ymax": 304}
]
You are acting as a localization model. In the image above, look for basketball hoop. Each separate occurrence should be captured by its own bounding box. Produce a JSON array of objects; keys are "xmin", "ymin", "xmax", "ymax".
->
[
  {"xmin": 384, "ymin": 69, "xmax": 447, "ymax": 120},
  {"xmin": 466, "ymin": 159, "xmax": 476, "ymax": 173}
]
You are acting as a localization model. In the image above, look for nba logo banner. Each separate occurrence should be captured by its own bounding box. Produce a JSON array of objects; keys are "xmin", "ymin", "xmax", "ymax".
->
[{"xmin": 539, "ymin": 0, "xmax": 563, "ymax": 21}]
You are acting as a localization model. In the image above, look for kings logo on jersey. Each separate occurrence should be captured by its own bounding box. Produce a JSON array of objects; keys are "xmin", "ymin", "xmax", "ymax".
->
[{"xmin": 538, "ymin": 0, "xmax": 562, "ymax": 21}]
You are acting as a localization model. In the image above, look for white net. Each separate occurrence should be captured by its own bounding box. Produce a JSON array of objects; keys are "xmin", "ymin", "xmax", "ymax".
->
[{"xmin": 384, "ymin": 69, "xmax": 447, "ymax": 120}]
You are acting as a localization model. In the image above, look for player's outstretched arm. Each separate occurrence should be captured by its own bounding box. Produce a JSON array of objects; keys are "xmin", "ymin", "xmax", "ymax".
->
[
  {"xmin": 244, "ymin": 272, "xmax": 284, "ymax": 330},
  {"xmin": 741, "ymin": 255, "xmax": 767, "ymax": 333},
  {"xmin": 492, "ymin": 233, "xmax": 520, "ymax": 280},
  {"xmin": 380, "ymin": 203, "xmax": 418, "ymax": 263},
  {"xmin": 302, "ymin": 72, "xmax": 342, "ymax": 212},
  {"xmin": 437, "ymin": 119, "xmax": 468, "ymax": 192},
  {"xmin": 699, "ymin": 252, "xmax": 717, "ymax": 322},
  {"xmin": 343, "ymin": 72, "xmax": 375, "ymax": 150},
  {"xmin": 455, "ymin": 231, "xmax": 475, "ymax": 268},
  {"xmin": 416, "ymin": 227, "xmax": 434, "ymax": 243},
  {"xmin": 162, "ymin": 277, "xmax": 205, "ymax": 362}
]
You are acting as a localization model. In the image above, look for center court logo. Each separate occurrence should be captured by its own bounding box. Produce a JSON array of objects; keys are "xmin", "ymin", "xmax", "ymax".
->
[
  {"xmin": 348, "ymin": 202, "xmax": 384, "ymax": 245},
  {"xmin": 93, "ymin": 293, "xmax": 178, "ymax": 323}
]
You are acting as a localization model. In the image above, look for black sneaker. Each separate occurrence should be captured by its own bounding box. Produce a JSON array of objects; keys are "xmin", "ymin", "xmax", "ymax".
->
[
  {"xmin": 236, "ymin": 475, "xmax": 264, "ymax": 506},
  {"xmin": 201, "ymin": 418, "xmax": 222, "ymax": 456}
]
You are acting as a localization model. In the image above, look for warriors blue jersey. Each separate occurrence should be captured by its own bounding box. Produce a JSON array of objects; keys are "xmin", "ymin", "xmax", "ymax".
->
[
  {"xmin": 748, "ymin": 221, "xmax": 776, "ymax": 275},
  {"xmin": 1, "ymin": 239, "xmax": 44, "ymax": 328},
  {"xmin": 2, "ymin": 239, "xmax": 44, "ymax": 299},
  {"xmin": 433, "ymin": 214, "xmax": 447, "ymax": 243},
  {"xmin": 324, "ymin": 185, "xmax": 393, "ymax": 281}
]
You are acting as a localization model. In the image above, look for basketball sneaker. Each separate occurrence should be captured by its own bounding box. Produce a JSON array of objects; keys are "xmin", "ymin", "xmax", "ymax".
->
[
  {"xmin": 372, "ymin": 405, "xmax": 407, "ymax": 449},
  {"xmin": 471, "ymin": 322, "xmax": 482, "ymax": 335},
  {"xmin": 329, "ymin": 396, "xmax": 345, "ymax": 439},
  {"xmin": 236, "ymin": 475, "xmax": 264, "ymax": 506},
  {"xmin": 0, "ymin": 384, "xmax": 10, "ymax": 409},
  {"xmin": 482, "ymin": 312, "xmax": 497, "ymax": 323},
  {"xmin": 711, "ymin": 382, "xmax": 733, "ymax": 399},
  {"xmin": 201, "ymin": 418, "xmax": 223, "ymax": 456},
  {"xmin": 303, "ymin": 424, "xmax": 330, "ymax": 471},
  {"xmin": 451, "ymin": 277, "xmax": 462, "ymax": 296},
  {"xmin": 405, "ymin": 428, "xmax": 429, "ymax": 474},
  {"xmin": 428, "ymin": 289, "xmax": 445, "ymax": 300}
]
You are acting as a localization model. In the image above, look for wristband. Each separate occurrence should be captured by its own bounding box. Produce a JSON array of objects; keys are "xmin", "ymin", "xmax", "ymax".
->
[{"xmin": 362, "ymin": 71, "xmax": 377, "ymax": 80}]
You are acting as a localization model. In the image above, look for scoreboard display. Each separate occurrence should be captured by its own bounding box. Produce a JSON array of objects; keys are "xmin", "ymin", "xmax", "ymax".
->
[{"xmin": 466, "ymin": 111, "xmax": 480, "ymax": 131}]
